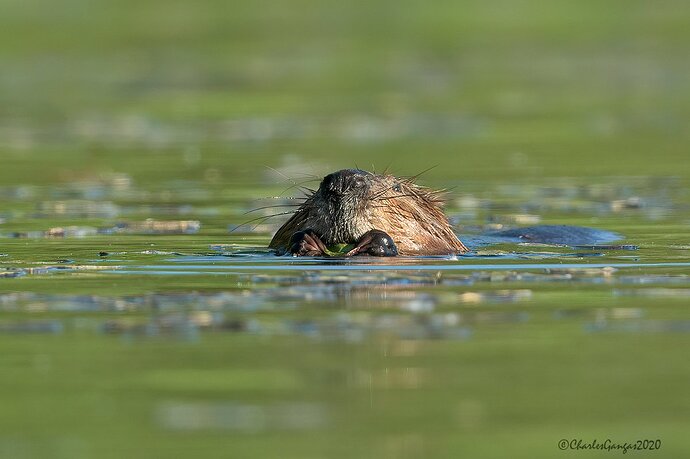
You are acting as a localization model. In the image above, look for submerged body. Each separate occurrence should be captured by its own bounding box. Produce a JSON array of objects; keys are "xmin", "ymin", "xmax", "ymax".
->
[{"xmin": 269, "ymin": 169, "xmax": 468, "ymax": 256}]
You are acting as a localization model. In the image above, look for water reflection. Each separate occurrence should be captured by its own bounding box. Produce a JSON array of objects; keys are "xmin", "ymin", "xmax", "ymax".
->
[
  {"xmin": 157, "ymin": 401, "xmax": 329, "ymax": 432},
  {"xmin": 0, "ymin": 320, "xmax": 64, "ymax": 334},
  {"xmin": 4, "ymin": 281, "xmax": 689, "ymax": 342},
  {"xmin": 3, "ymin": 220, "xmax": 200, "ymax": 239},
  {"xmin": 585, "ymin": 320, "xmax": 690, "ymax": 333}
]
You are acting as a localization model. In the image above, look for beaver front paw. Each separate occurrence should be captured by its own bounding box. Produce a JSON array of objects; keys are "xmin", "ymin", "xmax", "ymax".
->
[
  {"xmin": 288, "ymin": 229, "xmax": 328, "ymax": 257},
  {"xmin": 346, "ymin": 229, "xmax": 398, "ymax": 257}
]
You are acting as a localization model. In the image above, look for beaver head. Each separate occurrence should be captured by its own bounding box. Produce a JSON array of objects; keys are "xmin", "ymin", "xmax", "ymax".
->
[{"xmin": 269, "ymin": 169, "xmax": 468, "ymax": 255}]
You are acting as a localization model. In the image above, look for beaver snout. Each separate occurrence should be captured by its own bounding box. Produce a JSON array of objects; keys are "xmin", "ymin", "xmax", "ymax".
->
[{"xmin": 321, "ymin": 169, "xmax": 371, "ymax": 197}]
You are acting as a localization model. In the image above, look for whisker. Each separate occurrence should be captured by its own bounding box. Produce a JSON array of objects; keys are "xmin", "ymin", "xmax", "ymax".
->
[
  {"xmin": 230, "ymin": 210, "xmax": 299, "ymax": 233},
  {"xmin": 242, "ymin": 204, "xmax": 303, "ymax": 215},
  {"xmin": 425, "ymin": 186, "xmax": 456, "ymax": 201},
  {"xmin": 371, "ymin": 203, "xmax": 416, "ymax": 216},
  {"xmin": 427, "ymin": 186, "xmax": 456, "ymax": 195},
  {"xmin": 375, "ymin": 193, "xmax": 420, "ymax": 200},
  {"xmin": 264, "ymin": 166, "xmax": 298, "ymax": 185},
  {"xmin": 369, "ymin": 174, "xmax": 428, "ymax": 202},
  {"xmin": 403, "ymin": 164, "xmax": 439, "ymax": 183},
  {"xmin": 279, "ymin": 179, "xmax": 319, "ymax": 197},
  {"xmin": 380, "ymin": 208, "xmax": 416, "ymax": 221},
  {"xmin": 382, "ymin": 160, "xmax": 393, "ymax": 175},
  {"xmin": 287, "ymin": 172, "xmax": 321, "ymax": 180},
  {"xmin": 255, "ymin": 196, "xmax": 308, "ymax": 201},
  {"xmin": 374, "ymin": 193, "xmax": 445, "ymax": 204},
  {"xmin": 265, "ymin": 166, "xmax": 320, "ymax": 194},
  {"xmin": 369, "ymin": 182, "xmax": 402, "ymax": 201}
]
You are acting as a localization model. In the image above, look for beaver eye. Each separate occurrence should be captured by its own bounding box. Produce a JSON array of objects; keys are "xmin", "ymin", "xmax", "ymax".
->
[{"xmin": 392, "ymin": 183, "xmax": 402, "ymax": 193}]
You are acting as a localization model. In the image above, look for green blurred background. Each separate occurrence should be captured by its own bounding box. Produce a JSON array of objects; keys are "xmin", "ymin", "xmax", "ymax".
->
[{"xmin": 2, "ymin": 0, "xmax": 689, "ymax": 184}]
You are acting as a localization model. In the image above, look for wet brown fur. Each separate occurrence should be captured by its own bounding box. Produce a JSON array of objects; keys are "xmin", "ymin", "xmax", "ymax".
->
[{"xmin": 269, "ymin": 169, "xmax": 468, "ymax": 255}]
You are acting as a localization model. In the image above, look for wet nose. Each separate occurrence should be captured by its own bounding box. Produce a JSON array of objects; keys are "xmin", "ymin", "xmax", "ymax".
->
[{"xmin": 322, "ymin": 169, "xmax": 369, "ymax": 195}]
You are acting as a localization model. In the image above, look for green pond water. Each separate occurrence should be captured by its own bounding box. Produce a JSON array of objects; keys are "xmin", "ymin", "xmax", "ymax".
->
[{"xmin": 2, "ymin": 1, "xmax": 690, "ymax": 458}]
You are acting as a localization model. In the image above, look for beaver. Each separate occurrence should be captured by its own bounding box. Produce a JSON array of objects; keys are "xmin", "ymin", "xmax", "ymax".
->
[{"xmin": 269, "ymin": 168, "xmax": 469, "ymax": 256}]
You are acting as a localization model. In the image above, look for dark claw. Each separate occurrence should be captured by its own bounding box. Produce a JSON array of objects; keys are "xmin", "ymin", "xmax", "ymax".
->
[
  {"xmin": 347, "ymin": 229, "xmax": 398, "ymax": 257},
  {"xmin": 288, "ymin": 229, "xmax": 328, "ymax": 257}
]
